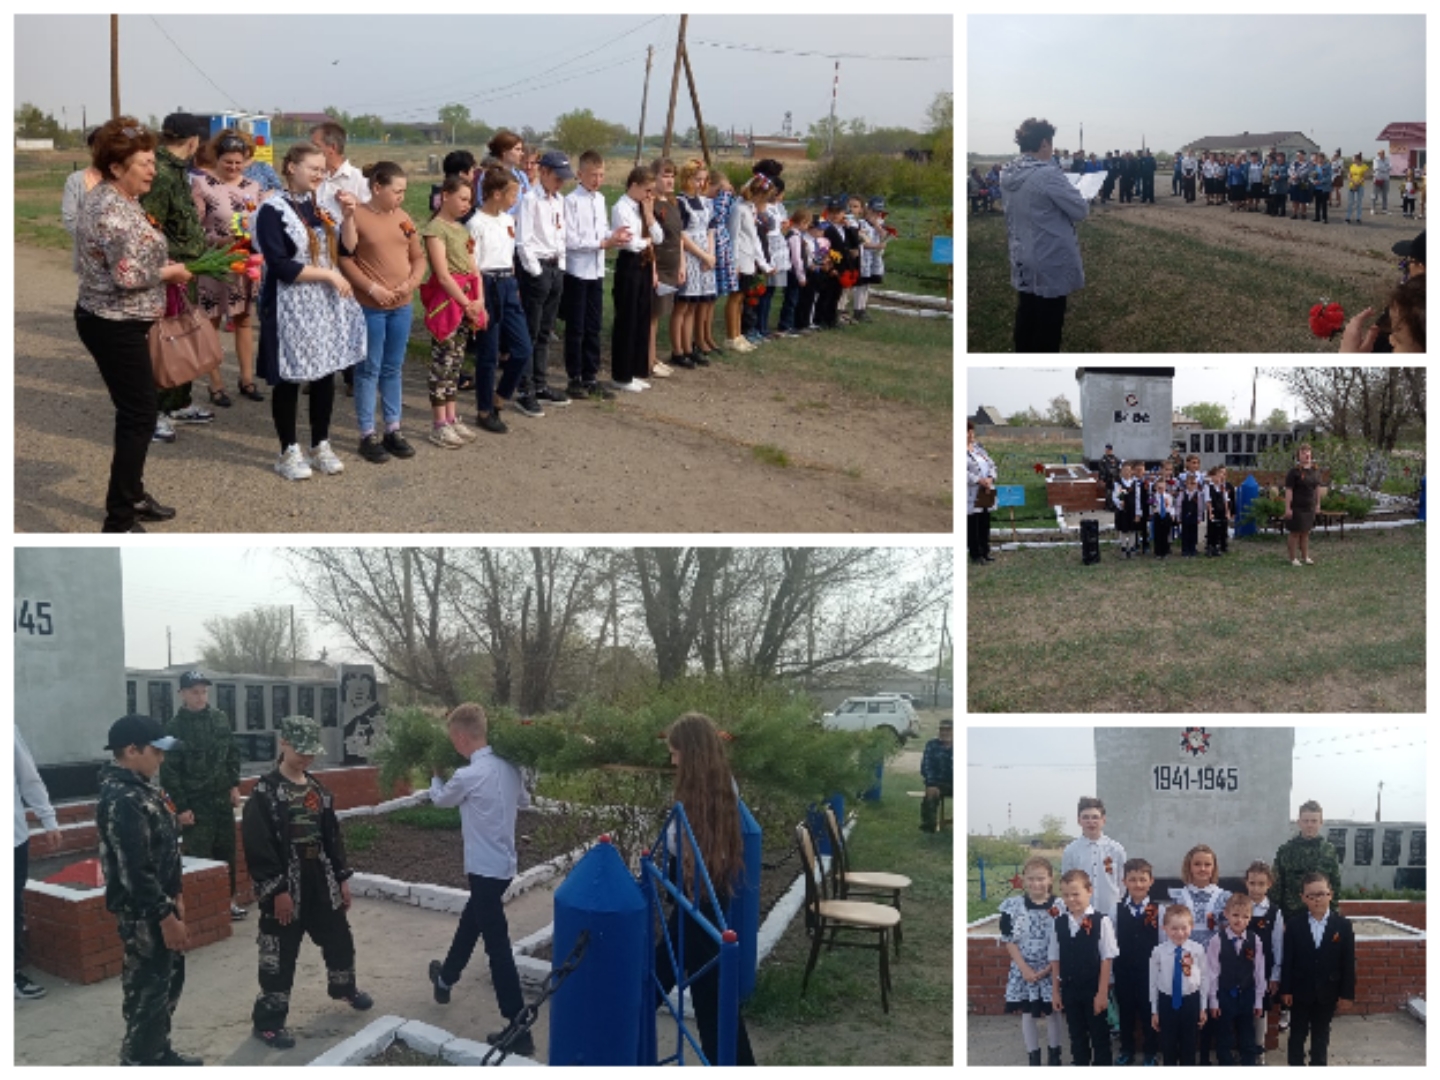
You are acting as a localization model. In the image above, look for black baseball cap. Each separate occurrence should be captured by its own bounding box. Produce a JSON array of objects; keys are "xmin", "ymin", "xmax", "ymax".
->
[
  {"xmin": 1392, "ymin": 231, "xmax": 1426, "ymax": 265},
  {"xmin": 105, "ymin": 714, "xmax": 182, "ymax": 752},
  {"xmin": 160, "ymin": 112, "xmax": 207, "ymax": 140},
  {"xmin": 1105, "ymin": 443, "xmax": 1113, "ymax": 450},
  {"xmin": 538, "ymin": 150, "xmax": 574, "ymax": 180},
  {"xmin": 179, "ymin": 670, "xmax": 212, "ymax": 689},
  {"xmin": 867, "ymin": 196, "xmax": 887, "ymax": 212}
]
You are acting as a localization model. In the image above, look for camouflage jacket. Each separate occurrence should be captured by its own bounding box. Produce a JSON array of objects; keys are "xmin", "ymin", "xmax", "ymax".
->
[
  {"xmin": 96, "ymin": 762, "xmax": 183, "ymax": 921},
  {"xmin": 139, "ymin": 146, "xmax": 207, "ymax": 262},
  {"xmin": 160, "ymin": 706, "xmax": 241, "ymax": 815},
  {"xmin": 1270, "ymin": 833, "xmax": 1342, "ymax": 915},
  {"xmin": 241, "ymin": 769, "xmax": 351, "ymax": 921}
]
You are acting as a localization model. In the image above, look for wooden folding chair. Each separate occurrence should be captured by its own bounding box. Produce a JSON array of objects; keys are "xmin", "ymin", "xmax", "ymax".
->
[
  {"xmin": 822, "ymin": 805, "xmax": 911, "ymax": 956},
  {"xmin": 795, "ymin": 823, "xmax": 901, "ymax": 1013}
]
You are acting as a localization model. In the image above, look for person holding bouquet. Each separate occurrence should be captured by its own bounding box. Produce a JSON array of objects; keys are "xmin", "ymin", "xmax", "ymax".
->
[
  {"xmin": 253, "ymin": 142, "xmax": 367, "ymax": 481},
  {"xmin": 73, "ymin": 118, "xmax": 194, "ymax": 532}
]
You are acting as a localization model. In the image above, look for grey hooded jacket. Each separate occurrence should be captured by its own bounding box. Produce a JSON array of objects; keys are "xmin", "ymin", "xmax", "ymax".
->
[{"xmin": 999, "ymin": 155, "xmax": 1089, "ymax": 298}]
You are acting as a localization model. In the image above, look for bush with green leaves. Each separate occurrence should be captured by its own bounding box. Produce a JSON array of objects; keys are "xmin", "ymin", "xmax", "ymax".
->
[
  {"xmin": 1240, "ymin": 496, "xmax": 1286, "ymax": 529},
  {"xmin": 967, "ymin": 835, "xmax": 1031, "ymax": 870},
  {"xmin": 1321, "ymin": 492, "xmax": 1375, "ymax": 521}
]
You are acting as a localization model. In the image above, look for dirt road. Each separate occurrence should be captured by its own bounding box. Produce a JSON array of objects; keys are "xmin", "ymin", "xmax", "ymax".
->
[{"xmin": 14, "ymin": 245, "xmax": 952, "ymax": 533}]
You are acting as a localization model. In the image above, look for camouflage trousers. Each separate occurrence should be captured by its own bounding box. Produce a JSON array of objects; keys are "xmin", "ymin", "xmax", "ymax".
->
[
  {"xmin": 117, "ymin": 917, "xmax": 186, "ymax": 1065},
  {"xmin": 181, "ymin": 799, "xmax": 238, "ymax": 895},
  {"xmin": 252, "ymin": 861, "xmax": 357, "ymax": 1031}
]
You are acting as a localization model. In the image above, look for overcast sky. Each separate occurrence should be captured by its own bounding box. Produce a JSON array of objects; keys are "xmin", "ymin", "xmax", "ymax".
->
[
  {"xmin": 14, "ymin": 13, "xmax": 952, "ymax": 138},
  {"xmin": 968, "ymin": 15, "xmax": 1425, "ymax": 158},
  {"xmin": 968, "ymin": 367, "xmax": 1306, "ymax": 423},
  {"xmin": 968, "ymin": 726, "xmax": 1428, "ymax": 833}
]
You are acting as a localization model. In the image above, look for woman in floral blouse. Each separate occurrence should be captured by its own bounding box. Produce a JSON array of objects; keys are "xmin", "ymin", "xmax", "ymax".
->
[
  {"xmin": 74, "ymin": 117, "xmax": 194, "ymax": 532},
  {"xmin": 191, "ymin": 129, "xmax": 264, "ymax": 405}
]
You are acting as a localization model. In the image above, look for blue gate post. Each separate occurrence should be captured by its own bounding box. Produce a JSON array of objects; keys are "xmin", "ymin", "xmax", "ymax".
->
[
  {"xmin": 1235, "ymin": 474, "xmax": 1260, "ymax": 538},
  {"xmin": 979, "ymin": 855, "xmax": 987, "ymax": 901},
  {"xmin": 861, "ymin": 759, "xmax": 884, "ymax": 801},
  {"xmin": 716, "ymin": 929, "xmax": 740, "ymax": 1067},
  {"xmin": 726, "ymin": 801, "xmax": 761, "ymax": 1000},
  {"xmin": 549, "ymin": 836, "xmax": 649, "ymax": 1066}
]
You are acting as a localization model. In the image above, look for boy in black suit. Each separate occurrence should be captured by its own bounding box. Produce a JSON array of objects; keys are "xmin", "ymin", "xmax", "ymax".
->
[
  {"xmin": 1114, "ymin": 859, "xmax": 1163, "ymax": 1065},
  {"xmin": 1279, "ymin": 872, "xmax": 1356, "ymax": 1066},
  {"xmin": 1048, "ymin": 869, "xmax": 1118, "ymax": 1066}
]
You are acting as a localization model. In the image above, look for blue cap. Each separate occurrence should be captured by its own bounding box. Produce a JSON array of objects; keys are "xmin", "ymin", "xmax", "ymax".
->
[
  {"xmin": 537, "ymin": 150, "xmax": 574, "ymax": 180},
  {"xmin": 867, "ymin": 196, "xmax": 886, "ymax": 212}
]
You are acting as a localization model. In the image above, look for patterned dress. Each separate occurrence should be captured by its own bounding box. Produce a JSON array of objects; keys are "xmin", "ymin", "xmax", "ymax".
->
[
  {"xmin": 999, "ymin": 894, "xmax": 1059, "ymax": 1014},
  {"xmin": 1169, "ymin": 883, "xmax": 1231, "ymax": 949},
  {"xmin": 191, "ymin": 170, "xmax": 261, "ymax": 318},
  {"xmin": 710, "ymin": 188, "xmax": 738, "ymax": 295},
  {"xmin": 677, "ymin": 195, "xmax": 716, "ymax": 300}
]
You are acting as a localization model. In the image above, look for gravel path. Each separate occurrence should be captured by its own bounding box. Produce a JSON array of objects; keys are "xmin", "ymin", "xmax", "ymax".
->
[{"xmin": 14, "ymin": 245, "xmax": 952, "ymax": 533}]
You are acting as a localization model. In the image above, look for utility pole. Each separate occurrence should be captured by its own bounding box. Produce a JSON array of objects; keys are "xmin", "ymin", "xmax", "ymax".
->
[
  {"xmin": 290, "ymin": 605, "xmax": 297, "ymax": 678},
  {"xmin": 635, "ymin": 44, "xmax": 654, "ymax": 166},
  {"xmin": 1376, "ymin": 781, "xmax": 1383, "ymax": 822},
  {"xmin": 931, "ymin": 606, "xmax": 949, "ymax": 707},
  {"xmin": 661, "ymin": 15, "xmax": 688, "ymax": 160},
  {"xmin": 1250, "ymin": 368, "xmax": 1258, "ymax": 427},
  {"xmin": 166, "ymin": 626, "xmax": 172, "ymax": 667},
  {"xmin": 1079, "ymin": 121, "xmax": 1083, "ymax": 155},
  {"xmin": 827, "ymin": 61, "xmax": 839, "ymax": 156},
  {"xmin": 109, "ymin": 15, "xmax": 121, "ymax": 119},
  {"xmin": 680, "ymin": 40, "xmax": 710, "ymax": 166}
]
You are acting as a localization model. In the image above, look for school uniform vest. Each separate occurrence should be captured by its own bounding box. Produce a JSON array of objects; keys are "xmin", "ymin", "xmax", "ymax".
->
[
  {"xmin": 1208, "ymin": 484, "xmax": 1229, "ymax": 521},
  {"xmin": 1249, "ymin": 908, "xmax": 1279, "ymax": 982},
  {"xmin": 1216, "ymin": 928, "xmax": 1259, "ymax": 998},
  {"xmin": 1114, "ymin": 901, "xmax": 1158, "ymax": 974},
  {"xmin": 1055, "ymin": 911, "xmax": 1107, "ymax": 996},
  {"xmin": 1180, "ymin": 490, "xmax": 1202, "ymax": 523}
]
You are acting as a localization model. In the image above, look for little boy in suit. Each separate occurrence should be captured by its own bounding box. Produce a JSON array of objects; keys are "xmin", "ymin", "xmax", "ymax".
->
[
  {"xmin": 1048, "ymin": 869, "xmax": 1117, "ymax": 1066},
  {"xmin": 1244, "ymin": 860, "xmax": 1284, "ymax": 1064},
  {"xmin": 1149, "ymin": 904, "xmax": 1209, "ymax": 1066},
  {"xmin": 1113, "ymin": 858, "xmax": 1164, "ymax": 1065},
  {"xmin": 1206, "ymin": 893, "xmax": 1264, "ymax": 1066},
  {"xmin": 1279, "ymin": 872, "xmax": 1356, "ymax": 1066}
]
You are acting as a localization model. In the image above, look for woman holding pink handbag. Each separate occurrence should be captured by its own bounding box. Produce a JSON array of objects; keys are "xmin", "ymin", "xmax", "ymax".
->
[{"xmin": 73, "ymin": 117, "xmax": 194, "ymax": 532}]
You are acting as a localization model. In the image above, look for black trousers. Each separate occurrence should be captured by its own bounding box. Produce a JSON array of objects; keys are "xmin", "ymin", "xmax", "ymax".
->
[
  {"xmin": 561, "ymin": 275, "xmax": 604, "ymax": 385},
  {"xmin": 252, "ymin": 860, "xmax": 357, "ymax": 1031},
  {"xmin": 611, "ymin": 251, "xmax": 652, "ymax": 384},
  {"xmin": 1158, "ymin": 991, "xmax": 1201, "ymax": 1066},
  {"xmin": 967, "ymin": 509, "xmax": 991, "ymax": 561},
  {"xmin": 1206, "ymin": 520, "xmax": 1226, "ymax": 553},
  {"xmin": 1183, "ymin": 175, "xmax": 1197, "ymax": 201},
  {"xmin": 1115, "ymin": 971, "xmax": 1159, "ymax": 1059},
  {"xmin": 795, "ymin": 280, "xmax": 818, "ymax": 330},
  {"xmin": 1314, "ymin": 193, "xmax": 1330, "ymax": 222},
  {"xmin": 1287, "ymin": 998, "xmax": 1337, "ymax": 1066},
  {"xmin": 1062, "ymin": 985, "xmax": 1112, "ymax": 1066},
  {"xmin": 519, "ymin": 262, "xmax": 564, "ymax": 392},
  {"xmin": 271, "ymin": 374, "xmax": 336, "ymax": 453},
  {"xmin": 814, "ymin": 275, "xmax": 842, "ymax": 328},
  {"xmin": 655, "ymin": 902, "xmax": 757, "ymax": 1065},
  {"xmin": 440, "ymin": 873, "xmax": 525, "ymax": 1021},
  {"xmin": 1014, "ymin": 291, "xmax": 1068, "ymax": 352},
  {"xmin": 15, "ymin": 841, "xmax": 28, "ymax": 975},
  {"xmin": 1142, "ymin": 175, "xmax": 1156, "ymax": 203},
  {"xmin": 1181, "ymin": 518, "xmax": 1199, "ymax": 555},
  {"xmin": 1215, "ymin": 990, "xmax": 1259, "ymax": 1065},
  {"xmin": 1153, "ymin": 516, "xmax": 1172, "ymax": 557},
  {"xmin": 118, "ymin": 916, "xmax": 186, "ymax": 1064},
  {"xmin": 74, "ymin": 307, "xmax": 158, "ymax": 532}
]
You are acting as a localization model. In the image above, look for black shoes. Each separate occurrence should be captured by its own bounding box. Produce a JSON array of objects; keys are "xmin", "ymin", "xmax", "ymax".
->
[
  {"xmin": 583, "ymin": 382, "xmax": 615, "ymax": 400},
  {"xmin": 382, "ymin": 430, "xmax": 416, "ymax": 459},
  {"xmin": 430, "ymin": 960, "xmax": 451, "ymax": 1005},
  {"xmin": 690, "ymin": 351, "xmax": 711, "ymax": 367},
  {"xmin": 486, "ymin": 1028, "xmax": 536, "ymax": 1058},
  {"xmin": 134, "ymin": 494, "xmax": 176, "ymax": 522},
  {"xmin": 510, "ymin": 395, "xmax": 545, "ymax": 418},
  {"xmin": 566, "ymin": 379, "xmax": 588, "ymax": 399},
  {"xmin": 253, "ymin": 1028, "xmax": 295, "ymax": 1050},
  {"xmin": 534, "ymin": 386, "xmax": 571, "ymax": 406},
  {"xmin": 358, "ymin": 433, "xmax": 391, "ymax": 464},
  {"xmin": 341, "ymin": 990, "xmax": 374, "ymax": 1011},
  {"xmin": 669, "ymin": 353, "xmax": 695, "ymax": 370},
  {"xmin": 155, "ymin": 1048, "xmax": 204, "ymax": 1065},
  {"xmin": 477, "ymin": 412, "xmax": 508, "ymax": 434}
]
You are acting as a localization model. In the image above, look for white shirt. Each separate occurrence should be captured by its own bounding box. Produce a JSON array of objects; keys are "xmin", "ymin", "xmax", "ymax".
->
[
  {"xmin": 15, "ymin": 729, "xmax": 58, "ymax": 848},
  {"xmin": 564, "ymin": 186, "xmax": 610, "ymax": 280},
  {"xmin": 516, "ymin": 186, "xmax": 566, "ymax": 276},
  {"xmin": 1182, "ymin": 155, "xmax": 1198, "ymax": 176},
  {"xmin": 1373, "ymin": 156, "xmax": 1392, "ymax": 181},
  {"xmin": 1046, "ymin": 903, "xmax": 1120, "ymax": 963},
  {"xmin": 467, "ymin": 210, "xmax": 517, "ymax": 274},
  {"xmin": 428, "ymin": 746, "xmax": 530, "ymax": 879},
  {"xmin": 1308, "ymin": 910, "xmax": 1330, "ymax": 949},
  {"xmin": 316, "ymin": 158, "xmax": 371, "ymax": 221},
  {"xmin": 1205, "ymin": 927, "xmax": 1267, "ymax": 1011},
  {"xmin": 1062, "ymin": 834, "xmax": 1127, "ymax": 920},
  {"xmin": 1150, "ymin": 939, "xmax": 1209, "ymax": 1014},
  {"xmin": 612, "ymin": 194, "xmax": 663, "ymax": 253}
]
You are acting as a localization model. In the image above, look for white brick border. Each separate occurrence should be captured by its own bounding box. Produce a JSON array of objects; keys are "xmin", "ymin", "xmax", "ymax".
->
[{"xmin": 304, "ymin": 1014, "xmax": 541, "ymax": 1066}]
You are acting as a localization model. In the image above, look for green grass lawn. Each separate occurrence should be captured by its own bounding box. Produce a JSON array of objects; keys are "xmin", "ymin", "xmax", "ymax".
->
[
  {"xmin": 746, "ymin": 771, "xmax": 953, "ymax": 1066},
  {"xmin": 967, "ymin": 210, "xmax": 1377, "ymax": 352},
  {"xmin": 968, "ymin": 524, "xmax": 1426, "ymax": 712}
]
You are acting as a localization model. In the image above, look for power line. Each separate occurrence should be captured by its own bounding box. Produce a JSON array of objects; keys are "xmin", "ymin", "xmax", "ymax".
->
[
  {"xmin": 690, "ymin": 40, "xmax": 950, "ymax": 61},
  {"xmin": 148, "ymin": 17, "xmax": 244, "ymax": 111}
]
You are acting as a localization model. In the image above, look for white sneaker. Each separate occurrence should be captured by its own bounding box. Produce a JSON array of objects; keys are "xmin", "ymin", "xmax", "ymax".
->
[
  {"xmin": 275, "ymin": 445, "xmax": 312, "ymax": 481},
  {"xmin": 308, "ymin": 440, "xmax": 344, "ymax": 475},
  {"xmin": 1291, "ymin": 558, "xmax": 1303, "ymax": 567},
  {"xmin": 168, "ymin": 404, "xmax": 214, "ymax": 425},
  {"xmin": 1303, "ymin": 558, "xmax": 1315, "ymax": 566},
  {"xmin": 428, "ymin": 424, "xmax": 464, "ymax": 448},
  {"xmin": 728, "ymin": 336, "xmax": 755, "ymax": 353},
  {"xmin": 632, "ymin": 378, "xmax": 651, "ymax": 390},
  {"xmin": 152, "ymin": 415, "xmax": 176, "ymax": 443},
  {"xmin": 612, "ymin": 380, "xmax": 645, "ymax": 393},
  {"xmin": 450, "ymin": 420, "xmax": 479, "ymax": 444},
  {"xmin": 651, "ymin": 362, "xmax": 673, "ymax": 378}
]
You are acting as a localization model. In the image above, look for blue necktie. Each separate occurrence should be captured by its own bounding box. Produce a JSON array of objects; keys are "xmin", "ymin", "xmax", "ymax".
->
[{"xmin": 1171, "ymin": 945, "xmax": 1184, "ymax": 1009}]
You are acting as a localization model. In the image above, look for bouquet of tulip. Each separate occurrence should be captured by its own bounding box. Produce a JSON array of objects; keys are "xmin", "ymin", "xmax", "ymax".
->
[{"xmin": 187, "ymin": 244, "xmax": 263, "ymax": 282}]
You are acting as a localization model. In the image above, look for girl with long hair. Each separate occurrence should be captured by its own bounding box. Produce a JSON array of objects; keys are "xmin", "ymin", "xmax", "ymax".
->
[{"xmin": 656, "ymin": 713, "xmax": 757, "ymax": 1066}]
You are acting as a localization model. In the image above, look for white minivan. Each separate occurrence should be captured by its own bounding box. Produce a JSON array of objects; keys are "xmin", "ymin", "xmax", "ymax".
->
[{"xmin": 821, "ymin": 696, "xmax": 920, "ymax": 743}]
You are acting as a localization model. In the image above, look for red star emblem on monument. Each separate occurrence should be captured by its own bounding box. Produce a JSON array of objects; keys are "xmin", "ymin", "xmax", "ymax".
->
[{"xmin": 1180, "ymin": 727, "xmax": 1211, "ymax": 757}]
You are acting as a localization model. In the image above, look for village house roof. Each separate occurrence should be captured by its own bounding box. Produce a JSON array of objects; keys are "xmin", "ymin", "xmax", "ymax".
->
[
  {"xmin": 972, "ymin": 405, "xmax": 1005, "ymax": 426},
  {"xmin": 1185, "ymin": 130, "xmax": 1321, "ymax": 150},
  {"xmin": 1376, "ymin": 122, "xmax": 1426, "ymax": 142}
]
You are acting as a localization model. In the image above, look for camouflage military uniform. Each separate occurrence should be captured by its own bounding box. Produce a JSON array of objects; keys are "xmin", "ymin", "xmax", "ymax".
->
[
  {"xmin": 241, "ymin": 717, "xmax": 362, "ymax": 1032},
  {"xmin": 1269, "ymin": 833, "xmax": 1342, "ymax": 919},
  {"xmin": 161, "ymin": 705, "xmax": 242, "ymax": 895},
  {"xmin": 96, "ymin": 761, "xmax": 187, "ymax": 1066}
]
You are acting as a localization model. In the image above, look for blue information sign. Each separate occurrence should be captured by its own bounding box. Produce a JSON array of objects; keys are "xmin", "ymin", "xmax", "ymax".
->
[
  {"xmin": 930, "ymin": 236, "xmax": 953, "ymax": 265},
  {"xmin": 995, "ymin": 485, "xmax": 1026, "ymax": 508}
]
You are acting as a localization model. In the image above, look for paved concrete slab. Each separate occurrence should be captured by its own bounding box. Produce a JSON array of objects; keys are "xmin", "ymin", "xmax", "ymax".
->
[
  {"xmin": 14, "ymin": 883, "xmax": 559, "ymax": 1066},
  {"xmin": 965, "ymin": 1011, "xmax": 1426, "ymax": 1067}
]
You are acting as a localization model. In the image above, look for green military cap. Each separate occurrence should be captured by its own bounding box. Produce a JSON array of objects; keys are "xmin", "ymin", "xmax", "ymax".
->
[{"xmin": 279, "ymin": 715, "xmax": 325, "ymax": 756}]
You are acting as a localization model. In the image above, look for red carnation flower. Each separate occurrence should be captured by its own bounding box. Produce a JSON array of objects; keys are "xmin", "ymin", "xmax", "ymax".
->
[
  {"xmin": 1034, "ymin": 463, "xmax": 1045, "ymax": 474},
  {"xmin": 1308, "ymin": 300, "xmax": 1346, "ymax": 340},
  {"xmin": 1332, "ymin": 932, "xmax": 1340, "ymax": 943},
  {"xmin": 1207, "ymin": 913, "xmax": 1216, "ymax": 930},
  {"xmin": 1049, "ymin": 906, "xmax": 1060, "ymax": 918},
  {"xmin": 1080, "ymin": 917, "xmax": 1093, "ymax": 934}
]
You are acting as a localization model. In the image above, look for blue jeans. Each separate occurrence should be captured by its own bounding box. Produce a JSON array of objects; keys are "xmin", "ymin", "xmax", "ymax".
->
[
  {"xmin": 356, "ymin": 304, "xmax": 412, "ymax": 434},
  {"xmin": 777, "ymin": 282, "xmax": 801, "ymax": 331},
  {"xmin": 755, "ymin": 285, "xmax": 775, "ymax": 335},
  {"xmin": 475, "ymin": 275, "xmax": 532, "ymax": 414},
  {"xmin": 1347, "ymin": 186, "xmax": 1365, "ymax": 221}
]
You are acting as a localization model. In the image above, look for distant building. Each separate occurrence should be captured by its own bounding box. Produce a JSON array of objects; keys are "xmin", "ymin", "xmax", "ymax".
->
[
  {"xmin": 1172, "ymin": 411, "xmax": 1201, "ymax": 434},
  {"xmin": 748, "ymin": 135, "xmax": 809, "ymax": 164},
  {"xmin": 1183, "ymin": 130, "xmax": 1322, "ymax": 159},
  {"xmin": 971, "ymin": 405, "xmax": 1005, "ymax": 427},
  {"xmin": 1375, "ymin": 122, "xmax": 1426, "ymax": 175}
]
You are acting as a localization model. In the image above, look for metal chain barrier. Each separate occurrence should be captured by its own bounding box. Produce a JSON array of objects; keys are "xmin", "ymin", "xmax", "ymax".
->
[
  {"xmin": 761, "ymin": 837, "xmax": 800, "ymax": 871},
  {"xmin": 480, "ymin": 929, "xmax": 590, "ymax": 1065}
]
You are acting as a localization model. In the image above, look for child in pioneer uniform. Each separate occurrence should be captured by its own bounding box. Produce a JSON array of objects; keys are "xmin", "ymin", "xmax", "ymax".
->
[
  {"xmin": 1048, "ymin": 869, "xmax": 1117, "ymax": 1066},
  {"xmin": 242, "ymin": 716, "xmax": 373, "ymax": 1049},
  {"xmin": 1205, "ymin": 466, "xmax": 1230, "ymax": 556},
  {"xmin": 1280, "ymin": 872, "xmax": 1355, "ymax": 1067},
  {"xmin": 1151, "ymin": 466, "xmax": 1174, "ymax": 558},
  {"xmin": 1178, "ymin": 473, "xmax": 1206, "ymax": 557},
  {"xmin": 1244, "ymin": 861, "xmax": 1285, "ymax": 1065},
  {"xmin": 1113, "ymin": 859, "xmax": 1165, "ymax": 1066},
  {"xmin": 1170, "ymin": 844, "xmax": 1230, "ymax": 1064},
  {"xmin": 998, "ymin": 856, "xmax": 1065, "ymax": 1066},
  {"xmin": 1206, "ymin": 893, "xmax": 1264, "ymax": 1066},
  {"xmin": 1113, "ymin": 463, "xmax": 1137, "ymax": 558},
  {"xmin": 1150, "ymin": 904, "xmax": 1209, "ymax": 1066},
  {"xmin": 1135, "ymin": 467, "xmax": 1152, "ymax": 555}
]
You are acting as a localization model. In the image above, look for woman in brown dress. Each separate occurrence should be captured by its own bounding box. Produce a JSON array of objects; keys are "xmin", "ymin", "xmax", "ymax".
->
[
  {"xmin": 1284, "ymin": 442, "xmax": 1325, "ymax": 566},
  {"xmin": 191, "ymin": 129, "xmax": 264, "ymax": 404}
]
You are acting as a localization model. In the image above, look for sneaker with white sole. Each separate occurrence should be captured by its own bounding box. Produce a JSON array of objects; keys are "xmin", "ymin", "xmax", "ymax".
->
[
  {"xmin": 612, "ymin": 380, "xmax": 645, "ymax": 393},
  {"xmin": 308, "ymin": 441, "xmax": 344, "ymax": 475},
  {"xmin": 15, "ymin": 974, "xmax": 46, "ymax": 1000},
  {"xmin": 450, "ymin": 420, "xmax": 479, "ymax": 444},
  {"xmin": 429, "ymin": 424, "xmax": 464, "ymax": 449},
  {"xmin": 275, "ymin": 445, "xmax": 312, "ymax": 480},
  {"xmin": 168, "ymin": 405, "xmax": 214, "ymax": 425},
  {"xmin": 152, "ymin": 415, "xmax": 177, "ymax": 443},
  {"xmin": 632, "ymin": 378, "xmax": 651, "ymax": 390},
  {"xmin": 651, "ymin": 362, "xmax": 673, "ymax": 378}
]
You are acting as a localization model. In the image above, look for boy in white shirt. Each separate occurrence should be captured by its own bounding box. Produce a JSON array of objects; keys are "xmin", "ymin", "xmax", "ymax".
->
[
  {"xmin": 1150, "ymin": 904, "xmax": 1209, "ymax": 1066},
  {"xmin": 1048, "ymin": 869, "xmax": 1118, "ymax": 1066},
  {"xmin": 516, "ymin": 151, "xmax": 574, "ymax": 407},
  {"xmin": 1061, "ymin": 797, "xmax": 1126, "ymax": 922},
  {"xmin": 561, "ymin": 151, "xmax": 630, "ymax": 400}
]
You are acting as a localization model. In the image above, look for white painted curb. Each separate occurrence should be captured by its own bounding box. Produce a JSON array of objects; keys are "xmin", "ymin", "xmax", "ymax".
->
[{"xmin": 306, "ymin": 1015, "xmax": 406, "ymax": 1066}]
